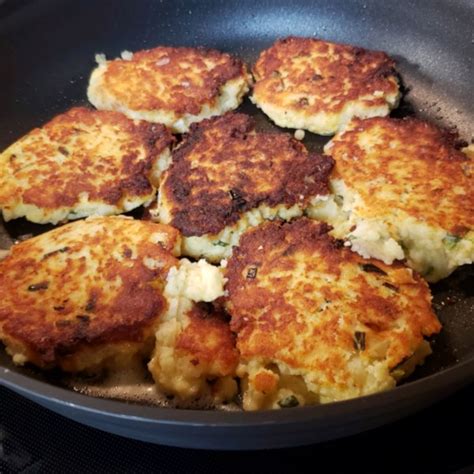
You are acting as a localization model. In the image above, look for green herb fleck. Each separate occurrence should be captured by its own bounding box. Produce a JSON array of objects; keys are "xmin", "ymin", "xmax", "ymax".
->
[
  {"xmin": 213, "ymin": 240, "xmax": 229, "ymax": 247},
  {"xmin": 229, "ymin": 189, "xmax": 246, "ymax": 208},
  {"xmin": 424, "ymin": 265, "xmax": 435, "ymax": 277},
  {"xmin": 76, "ymin": 314, "xmax": 90, "ymax": 323},
  {"xmin": 334, "ymin": 195, "xmax": 344, "ymax": 206},
  {"xmin": 278, "ymin": 395, "xmax": 300, "ymax": 408},
  {"xmin": 354, "ymin": 331, "xmax": 366, "ymax": 351},
  {"xmin": 443, "ymin": 234, "xmax": 461, "ymax": 250},
  {"xmin": 43, "ymin": 246, "xmax": 70, "ymax": 260},
  {"xmin": 246, "ymin": 267, "xmax": 258, "ymax": 279},
  {"xmin": 383, "ymin": 282, "xmax": 399, "ymax": 292},
  {"xmin": 58, "ymin": 146, "xmax": 69, "ymax": 156},
  {"xmin": 360, "ymin": 263, "xmax": 387, "ymax": 276},
  {"xmin": 27, "ymin": 281, "xmax": 49, "ymax": 291}
]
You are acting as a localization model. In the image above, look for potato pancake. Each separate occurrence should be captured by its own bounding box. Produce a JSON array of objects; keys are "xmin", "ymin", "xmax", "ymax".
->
[
  {"xmin": 225, "ymin": 219, "xmax": 441, "ymax": 410},
  {"xmin": 156, "ymin": 112, "xmax": 334, "ymax": 262},
  {"xmin": 88, "ymin": 46, "xmax": 251, "ymax": 133},
  {"xmin": 252, "ymin": 37, "xmax": 400, "ymax": 135},
  {"xmin": 0, "ymin": 216, "xmax": 181, "ymax": 372},
  {"xmin": 0, "ymin": 107, "xmax": 174, "ymax": 224},
  {"xmin": 309, "ymin": 117, "xmax": 474, "ymax": 282}
]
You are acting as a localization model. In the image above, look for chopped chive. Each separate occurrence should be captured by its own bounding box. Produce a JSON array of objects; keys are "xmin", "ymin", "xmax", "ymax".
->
[
  {"xmin": 213, "ymin": 240, "xmax": 229, "ymax": 247},
  {"xmin": 229, "ymin": 189, "xmax": 246, "ymax": 209},
  {"xmin": 76, "ymin": 314, "xmax": 90, "ymax": 323},
  {"xmin": 43, "ymin": 246, "xmax": 70, "ymax": 259},
  {"xmin": 229, "ymin": 189, "xmax": 240, "ymax": 200},
  {"xmin": 424, "ymin": 265, "xmax": 435, "ymax": 276},
  {"xmin": 278, "ymin": 395, "xmax": 300, "ymax": 408},
  {"xmin": 27, "ymin": 281, "xmax": 49, "ymax": 291},
  {"xmin": 246, "ymin": 267, "xmax": 258, "ymax": 279},
  {"xmin": 334, "ymin": 194, "xmax": 344, "ymax": 206},
  {"xmin": 360, "ymin": 263, "xmax": 387, "ymax": 276},
  {"xmin": 383, "ymin": 282, "xmax": 399, "ymax": 292},
  {"xmin": 443, "ymin": 234, "xmax": 461, "ymax": 250},
  {"xmin": 58, "ymin": 146, "xmax": 69, "ymax": 156},
  {"xmin": 85, "ymin": 298, "xmax": 96, "ymax": 312},
  {"xmin": 354, "ymin": 331, "xmax": 366, "ymax": 351}
]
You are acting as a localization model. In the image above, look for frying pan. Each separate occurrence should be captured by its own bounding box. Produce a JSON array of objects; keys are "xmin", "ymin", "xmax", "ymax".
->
[{"xmin": 0, "ymin": 0, "xmax": 473, "ymax": 450}]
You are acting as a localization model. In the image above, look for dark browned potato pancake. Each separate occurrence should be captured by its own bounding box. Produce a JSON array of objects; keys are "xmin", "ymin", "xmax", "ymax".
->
[
  {"xmin": 252, "ymin": 37, "xmax": 400, "ymax": 135},
  {"xmin": 225, "ymin": 218, "xmax": 441, "ymax": 410},
  {"xmin": 156, "ymin": 112, "xmax": 334, "ymax": 262},
  {"xmin": 309, "ymin": 116, "xmax": 474, "ymax": 282},
  {"xmin": 0, "ymin": 216, "xmax": 181, "ymax": 372},
  {"xmin": 88, "ymin": 46, "xmax": 251, "ymax": 133},
  {"xmin": 0, "ymin": 107, "xmax": 174, "ymax": 224}
]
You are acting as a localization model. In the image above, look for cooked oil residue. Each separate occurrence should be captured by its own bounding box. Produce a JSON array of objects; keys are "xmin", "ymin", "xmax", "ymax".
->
[{"xmin": 62, "ymin": 360, "xmax": 240, "ymax": 411}]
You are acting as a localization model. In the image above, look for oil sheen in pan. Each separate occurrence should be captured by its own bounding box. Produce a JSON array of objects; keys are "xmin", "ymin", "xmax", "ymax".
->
[{"xmin": 62, "ymin": 360, "xmax": 240, "ymax": 411}]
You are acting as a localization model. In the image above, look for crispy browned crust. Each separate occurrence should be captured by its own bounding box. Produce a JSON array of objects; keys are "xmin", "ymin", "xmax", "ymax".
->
[
  {"xmin": 226, "ymin": 219, "xmax": 441, "ymax": 378},
  {"xmin": 99, "ymin": 47, "xmax": 248, "ymax": 115},
  {"xmin": 0, "ymin": 217, "xmax": 180, "ymax": 369},
  {"xmin": 161, "ymin": 113, "xmax": 334, "ymax": 236},
  {"xmin": 0, "ymin": 107, "xmax": 174, "ymax": 211},
  {"xmin": 328, "ymin": 117, "xmax": 473, "ymax": 234},
  {"xmin": 252, "ymin": 36, "xmax": 398, "ymax": 114},
  {"xmin": 175, "ymin": 303, "xmax": 239, "ymax": 375}
]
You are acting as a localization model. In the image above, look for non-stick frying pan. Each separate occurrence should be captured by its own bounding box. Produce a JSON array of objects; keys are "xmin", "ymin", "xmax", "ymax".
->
[{"xmin": 0, "ymin": 0, "xmax": 473, "ymax": 450}]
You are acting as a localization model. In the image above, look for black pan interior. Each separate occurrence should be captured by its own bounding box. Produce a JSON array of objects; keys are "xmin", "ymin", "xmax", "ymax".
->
[{"xmin": 0, "ymin": 0, "xmax": 473, "ymax": 448}]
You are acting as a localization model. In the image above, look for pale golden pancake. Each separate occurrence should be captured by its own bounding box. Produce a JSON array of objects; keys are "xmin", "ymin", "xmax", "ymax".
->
[
  {"xmin": 252, "ymin": 37, "xmax": 400, "ymax": 135},
  {"xmin": 309, "ymin": 117, "xmax": 474, "ymax": 281},
  {"xmin": 88, "ymin": 46, "xmax": 251, "ymax": 133}
]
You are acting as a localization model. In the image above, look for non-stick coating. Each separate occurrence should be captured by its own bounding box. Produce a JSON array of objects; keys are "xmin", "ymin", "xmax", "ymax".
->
[{"xmin": 0, "ymin": 0, "xmax": 473, "ymax": 450}]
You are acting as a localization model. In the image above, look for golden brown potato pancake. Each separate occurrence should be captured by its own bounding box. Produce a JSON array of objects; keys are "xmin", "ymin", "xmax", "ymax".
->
[
  {"xmin": 0, "ymin": 107, "xmax": 174, "ymax": 224},
  {"xmin": 0, "ymin": 216, "xmax": 180, "ymax": 372},
  {"xmin": 225, "ymin": 218, "xmax": 441, "ymax": 410}
]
